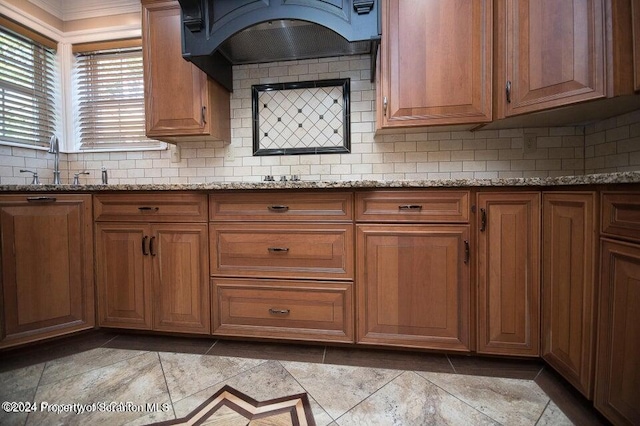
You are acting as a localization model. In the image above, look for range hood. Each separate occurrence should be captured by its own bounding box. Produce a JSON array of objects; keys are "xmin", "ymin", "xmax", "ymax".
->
[{"xmin": 177, "ymin": 0, "xmax": 381, "ymax": 91}]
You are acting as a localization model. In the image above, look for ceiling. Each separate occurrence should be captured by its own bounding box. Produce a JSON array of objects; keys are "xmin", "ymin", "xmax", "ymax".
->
[{"xmin": 28, "ymin": 0, "xmax": 140, "ymax": 21}]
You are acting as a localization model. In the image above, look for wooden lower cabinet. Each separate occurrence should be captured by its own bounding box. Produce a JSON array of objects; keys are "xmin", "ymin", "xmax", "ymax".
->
[
  {"xmin": 595, "ymin": 239, "xmax": 640, "ymax": 425},
  {"xmin": 542, "ymin": 192, "xmax": 597, "ymax": 399},
  {"xmin": 96, "ymin": 223, "xmax": 209, "ymax": 334},
  {"xmin": 212, "ymin": 278, "xmax": 353, "ymax": 343},
  {"xmin": 0, "ymin": 194, "xmax": 94, "ymax": 348},
  {"xmin": 95, "ymin": 224, "xmax": 151, "ymax": 329},
  {"xmin": 356, "ymin": 224, "xmax": 471, "ymax": 351},
  {"xmin": 477, "ymin": 192, "xmax": 540, "ymax": 356}
]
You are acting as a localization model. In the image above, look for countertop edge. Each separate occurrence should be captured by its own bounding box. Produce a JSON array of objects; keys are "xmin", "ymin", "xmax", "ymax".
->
[{"xmin": 1, "ymin": 171, "xmax": 639, "ymax": 192}]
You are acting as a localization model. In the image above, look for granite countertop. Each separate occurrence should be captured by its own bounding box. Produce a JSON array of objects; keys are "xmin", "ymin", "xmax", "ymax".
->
[{"xmin": 1, "ymin": 171, "xmax": 639, "ymax": 192}]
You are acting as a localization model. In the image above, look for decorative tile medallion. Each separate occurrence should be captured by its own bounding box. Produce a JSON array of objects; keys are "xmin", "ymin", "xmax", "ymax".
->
[
  {"xmin": 252, "ymin": 79, "xmax": 350, "ymax": 156},
  {"xmin": 151, "ymin": 385, "xmax": 316, "ymax": 426}
]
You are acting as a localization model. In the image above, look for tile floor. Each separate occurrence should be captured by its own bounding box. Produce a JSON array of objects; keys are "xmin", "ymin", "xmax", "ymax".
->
[{"xmin": 0, "ymin": 331, "xmax": 609, "ymax": 426}]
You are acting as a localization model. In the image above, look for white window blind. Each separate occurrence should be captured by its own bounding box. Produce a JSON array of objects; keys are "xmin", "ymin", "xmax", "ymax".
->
[
  {"xmin": 0, "ymin": 21, "xmax": 57, "ymax": 148},
  {"xmin": 75, "ymin": 43, "xmax": 159, "ymax": 150}
]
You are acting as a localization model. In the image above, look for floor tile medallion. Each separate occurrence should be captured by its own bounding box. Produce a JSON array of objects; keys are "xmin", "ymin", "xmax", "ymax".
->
[{"xmin": 151, "ymin": 385, "xmax": 316, "ymax": 426}]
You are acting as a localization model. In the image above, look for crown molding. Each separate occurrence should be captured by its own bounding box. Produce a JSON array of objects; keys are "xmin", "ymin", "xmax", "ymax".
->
[{"xmin": 28, "ymin": 0, "xmax": 140, "ymax": 21}]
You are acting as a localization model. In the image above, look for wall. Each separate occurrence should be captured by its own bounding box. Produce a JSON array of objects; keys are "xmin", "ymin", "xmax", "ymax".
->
[{"xmin": 1, "ymin": 54, "xmax": 640, "ymax": 185}]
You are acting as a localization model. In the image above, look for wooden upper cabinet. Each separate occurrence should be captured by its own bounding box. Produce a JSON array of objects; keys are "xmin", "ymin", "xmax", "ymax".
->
[
  {"xmin": 377, "ymin": 0, "xmax": 492, "ymax": 128},
  {"xmin": 0, "ymin": 195, "xmax": 94, "ymax": 348},
  {"xmin": 542, "ymin": 192, "xmax": 597, "ymax": 399},
  {"xmin": 495, "ymin": 0, "xmax": 635, "ymax": 118},
  {"xmin": 477, "ymin": 192, "xmax": 540, "ymax": 357},
  {"xmin": 142, "ymin": 0, "xmax": 230, "ymax": 142}
]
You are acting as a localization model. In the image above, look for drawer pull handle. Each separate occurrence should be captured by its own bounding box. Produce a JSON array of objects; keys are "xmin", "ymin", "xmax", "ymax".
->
[
  {"xmin": 150, "ymin": 236, "xmax": 156, "ymax": 256},
  {"xmin": 138, "ymin": 207, "xmax": 159, "ymax": 212},
  {"xmin": 268, "ymin": 247, "xmax": 290, "ymax": 253},
  {"xmin": 399, "ymin": 205, "xmax": 422, "ymax": 210},
  {"xmin": 26, "ymin": 196, "xmax": 56, "ymax": 203},
  {"xmin": 269, "ymin": 308, "xmax": 290, "ymax": 315},
  {"xmin": 480, "ymin": 208, "xmax": 487, "ymax": 232},
  {"xmin": 268, "ymin": 205, "xmax": 289, "ymax": 212},
  {"xmin": 464, "ymin": 240, "xmax": 470, "ymax": 264}
]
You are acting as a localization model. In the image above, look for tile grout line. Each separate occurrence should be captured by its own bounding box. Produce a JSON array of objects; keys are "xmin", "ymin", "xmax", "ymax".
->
[
  {"xmin": 204, "ymin": 340, "xmax": 218, "ymax": 356},
  {"xmin": 157, "ymin": 351, "xmax": 178, "ymax": 421},
  {"xmin": 534, "ymin": 399, "xmax": 552, "ymax": 426},
  {"xmin": 413, "ymin": 371, "xmax": 505, "ymax": 425},
  {"xmin": 99, "ymin": 334, "xmax": 120, "ymax": 348},
  {"xmin": 533, "ymin": 365, "xmax": 545, "ymax": 381},
  {"xmin": 446, "ymin": 354, "xmax": 458, "ymax": 374},
  {"xmin": 24, "ymin": 361, "xmax": 47, "ymax": 426}
]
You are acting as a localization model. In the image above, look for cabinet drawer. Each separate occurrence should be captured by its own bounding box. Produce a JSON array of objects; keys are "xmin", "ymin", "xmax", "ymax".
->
[
  {"xmin": 601, "ymin": 192, "xmax": 640, "ymax": 242},
  {"xmin": 210, "ymin": 224, "xmax": 354, "ymax": 279},
  {"xmin": 209, "ymin": 191, "xmax": 353, "ymax": 221},
  {"xmin": 94, "ymin": 193, "xmax": 207, "ymax": 222},
  {"xmin": 356, "ymin": 190, "xmax": 470, "ymax": 222},
  {"xmin": 212, "ymin": 278, "xmax": 354, "ymax": 343}
]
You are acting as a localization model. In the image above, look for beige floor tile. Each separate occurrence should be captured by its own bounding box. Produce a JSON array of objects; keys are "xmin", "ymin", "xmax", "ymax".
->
[
  {"xmin": 418, "ymin": 371, "xmax": 550, "ymax": 425},
  {"xmin": 0, "ymin": 363, "xmax": 44, "ymax": 426},
  {"xmin": 537, "ymin": 400, "xmax": 573, "ymax": 425},
  {"xmin": 337, "ymin": 371, "xmax": 499, "ymax": 426},
  {"xmin": 159, "ymin": 352, "xmax": 264, "ymax": 402},
  {"xmin": 40, "ymin": 348, "xmax": 147, "ymax": 385},
  {"xmin": 281, "ymin": 360, "xmax": 401, "ymax": 421},
  {"xmin": 27, "ymin": 352, "xmax": 170, "ymax": 426}
]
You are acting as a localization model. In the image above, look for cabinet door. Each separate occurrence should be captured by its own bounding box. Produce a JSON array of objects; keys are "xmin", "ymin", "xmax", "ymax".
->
[
  {"xmin": 357, "ymin": 225, "xmax": 470, "ymax": 351},
  {"xmin": 151, "ymin": 224, "xmax": 210, "ymax": 334},
  {"xmin": 142, "ymin": 1, "xmax": 210, "ymax": 137},
  {"xmin": 0, "ymin": 195, "xmax": 94, "ymax": 348},
  {"xmin": 378, "ymin": 0, "xmax": 492, "ymax": 128},
  {"xmin": 496, "ymin": 0, "xmax": 606, "ymax": 117},
  {"xmin": 477, "ymin": 192, "xmax": 540, "ymax": 356},
  {"xmin": 96, "ymin": 223, "xmax": 152, "ymax": 329},
  {"xmin": 542, "ymin": 192, "xmax": 597, "ymax": 399},
  {"xmin": 595, "ymin": 239, "xmax": 640, "ymax": 425}
]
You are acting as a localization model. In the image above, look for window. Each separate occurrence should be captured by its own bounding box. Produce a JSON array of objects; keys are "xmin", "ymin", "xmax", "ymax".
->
[
  {"xmin": 74, "ymin": 39, "xmax": 161, "ymax": 150},
  {"xmin": 0, "ymin": 17, "xmax": 57, "ymax": 148}
]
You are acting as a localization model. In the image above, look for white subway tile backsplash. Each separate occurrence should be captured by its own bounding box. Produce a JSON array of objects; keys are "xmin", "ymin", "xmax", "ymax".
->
[{"xmin": 1, "ymin": 53, "xmax": 639, "ymax": 185}]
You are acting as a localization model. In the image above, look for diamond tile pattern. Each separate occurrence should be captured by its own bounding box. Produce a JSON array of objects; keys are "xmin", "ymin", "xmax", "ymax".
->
[{"xmin": 258, "ymin": 86, "xmax": 344, "ymax": 150}]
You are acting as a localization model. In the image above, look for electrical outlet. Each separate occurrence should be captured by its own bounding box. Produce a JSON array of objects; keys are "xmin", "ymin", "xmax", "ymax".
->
[
  {"xmin": 169, "ymin": 144, "xmax": 181, "ymax": 163},
  {"xmin": 523, "ymin": 134, "xmax": 537, "ymax": 154}
]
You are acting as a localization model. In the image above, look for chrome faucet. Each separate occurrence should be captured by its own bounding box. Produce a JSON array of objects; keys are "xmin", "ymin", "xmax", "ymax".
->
[{"xmin": 48, "ymin": 135, "xmax": 61, "ymax": 184}]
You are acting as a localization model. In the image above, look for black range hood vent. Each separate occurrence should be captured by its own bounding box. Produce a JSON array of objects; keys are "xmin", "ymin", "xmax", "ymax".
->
[{"xmin": 178, "ymin": 0, "xmax": 381, "ymax": 92}]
